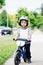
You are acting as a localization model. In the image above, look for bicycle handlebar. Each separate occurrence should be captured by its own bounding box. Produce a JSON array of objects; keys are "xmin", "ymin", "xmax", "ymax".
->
[{"xmin": 13, "ymin": 38, "xmax": 31, "ymax": 42}]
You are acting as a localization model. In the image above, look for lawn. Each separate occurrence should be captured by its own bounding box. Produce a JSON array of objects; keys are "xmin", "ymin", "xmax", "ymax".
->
[{"xmin": 0, "ymin": 35, "xmax": 17, "ymax": 65}]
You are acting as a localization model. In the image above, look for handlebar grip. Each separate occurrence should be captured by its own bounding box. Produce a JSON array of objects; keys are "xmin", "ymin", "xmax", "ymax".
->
[{"xmin": 13, "ymin": 38, "xmax": 15, "ymax": 40}]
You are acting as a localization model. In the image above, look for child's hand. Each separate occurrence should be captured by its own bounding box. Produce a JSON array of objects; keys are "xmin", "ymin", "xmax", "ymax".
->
[
  {"xmin": 13, "ymin": 38, "xmax": 17, "ymax": 41},
  {"xmin": 26, "ymin": 38, "xmax": 31, "ymax": 42}
]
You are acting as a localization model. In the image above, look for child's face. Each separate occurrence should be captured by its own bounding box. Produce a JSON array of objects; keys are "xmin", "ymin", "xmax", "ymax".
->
[{"xmin": 21, "ymin": 20, "xmax": 27, "ymax": 28}]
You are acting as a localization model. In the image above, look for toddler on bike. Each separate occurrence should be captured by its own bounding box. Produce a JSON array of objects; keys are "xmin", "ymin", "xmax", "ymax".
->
[{"xmin": 15, "ymin": 16, "xmax": 32, "ymax": 63}]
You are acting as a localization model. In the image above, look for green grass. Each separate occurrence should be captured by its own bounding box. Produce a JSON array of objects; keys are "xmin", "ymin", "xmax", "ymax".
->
[{"xmin": 0, "ymin": 35, "xmax": 17, "ymax": 65}]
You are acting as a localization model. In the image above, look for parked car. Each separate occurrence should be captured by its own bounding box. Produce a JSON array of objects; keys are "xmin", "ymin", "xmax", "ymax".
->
[
  {"xmin": 1, "ymin": 27, "xmax": 12, "ymax": 35},
  {"xmin": 0, "ymin": 26, "xmax": 12, "ymax": 35},
  {"xmin": 0, "ymin": 26, "xmax": 5, "ymax": 35}
]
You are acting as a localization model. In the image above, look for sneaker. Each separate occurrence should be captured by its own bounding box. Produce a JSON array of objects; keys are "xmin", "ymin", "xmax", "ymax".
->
[
  {"xmin": 28, "ymin": 58, "xmax": 31, "ymax": 63},
  {"xmin": 26, "ymin": 58, "xmax": 31, "ymax": 63}
]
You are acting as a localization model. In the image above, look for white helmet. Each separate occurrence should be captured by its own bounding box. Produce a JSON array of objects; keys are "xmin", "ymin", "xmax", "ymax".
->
[
  {"xmin": 19, "ymin": 16, "xmax": 28, "ymax": 21},
  {"xmin": 19, "ymin": 16, "xmax": 28, "ymax": 26}
]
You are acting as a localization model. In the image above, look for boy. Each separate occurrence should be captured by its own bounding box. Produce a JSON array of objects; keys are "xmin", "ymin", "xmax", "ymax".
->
[{"xmin": 15, "ymin": 16, "xmax": 31, "ymax": 63}]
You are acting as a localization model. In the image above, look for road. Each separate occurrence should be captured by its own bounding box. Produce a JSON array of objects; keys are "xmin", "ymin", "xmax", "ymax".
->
[{"xmin": 4, "ymin": 29, "xmax": 43, "ymax": 65}]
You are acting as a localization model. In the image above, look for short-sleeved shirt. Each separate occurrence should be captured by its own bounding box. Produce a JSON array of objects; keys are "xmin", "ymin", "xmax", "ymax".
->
[
  {"xmin": 18, "ymin": 27, "xmax": 31, "ymax": 39},
  {"xmin": 16, "ymin": 27, "xmax": 31, "ymax": 46}
]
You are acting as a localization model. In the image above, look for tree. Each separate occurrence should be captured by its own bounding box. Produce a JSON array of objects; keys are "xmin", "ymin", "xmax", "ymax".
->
[
  {"xmin": 0, "ymin": 0, "xmax": 5, "ymax": 9},
  {"xmin": 0, "ymin": 10, "xmax": 13, "ymax": 28},
  {"xmin": 15, "ymin": 8, "xmax": 43, "ymax": 29},
  {"xmin": 36, "ymin": 16, "xmax": 43, "ymax": 28},
  {"xmin": 8, "ymin": 17, "xmax": 13, "ymax": 28},
  {"xmin": 0, "ymin": 0, "xmax": 5, "ymax": 26},
  {"xmin": 15, "ymin": 8, "xmax": 30, "ymax": 27},
  {"xmin": 1, "ymin": 10, "xmax": 7, "ymax": 26},
  {"xmin": 9, "ymin": 14, "xmax": 17, "ymax": 27},
  {"xmin": 41, "ymin": 4, "xmax": 43, "ymax": 15}
]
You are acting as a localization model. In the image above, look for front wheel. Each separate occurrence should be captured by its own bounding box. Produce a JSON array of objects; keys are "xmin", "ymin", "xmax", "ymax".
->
[
  {"xmin": 14, "ymin": 51, "xmax": 21, "ymax": 65},
  {"xmin": 14, "ymin": 58, "xmax": 20, "ymax": 65}
]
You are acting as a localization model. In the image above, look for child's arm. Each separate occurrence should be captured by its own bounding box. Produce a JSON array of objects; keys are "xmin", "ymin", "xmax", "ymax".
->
[
  {"xmin": 15, "ymin": 29, "xmax": 20, "ymax": 40},
  {"xmin": 27, "ymin": 28, "xmax": 32, "ymax": 41}
]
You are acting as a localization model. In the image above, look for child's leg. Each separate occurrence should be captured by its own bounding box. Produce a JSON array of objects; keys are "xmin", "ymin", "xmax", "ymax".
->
[{"xmin": 25, "ymin": 42, "xmax": 31, "ymax": 59}]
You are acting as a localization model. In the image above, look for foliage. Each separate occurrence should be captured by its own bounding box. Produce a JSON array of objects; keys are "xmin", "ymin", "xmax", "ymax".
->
[
  {"xmin": 0, "ymin": 0, "xmax": 5, "ymax": 8},
  {"xmin": 0, "ymin": 10, "xmax": 13, "ymax": 28},
  {"xmin": 1, "ymin": 10, "xmax": 7, "ymax": 26},
  {"xmin": 16, "ymin": 8, "xmax": 29, "ymax": 22},
  {"xmin": 0, "ymin": 8, "xmax": 43, "ymax": 29},
  {"xmin": 41, "ymin": 4, "xmax": 43, "ymax": 15},
  {"xmin": 8, "ymin": 17, "xmax": 13, "ymax": 28},
  {"xmin": 15, "ymin": 8, "xmax": 43, "ymax": 29},
  {"xmin": 9, "ymin": 14, "xmax": 17, "ymax": 27}
]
